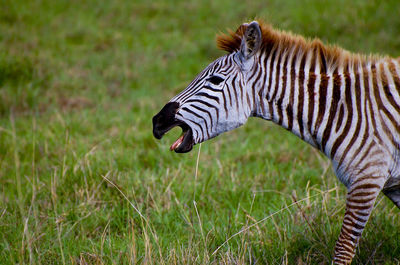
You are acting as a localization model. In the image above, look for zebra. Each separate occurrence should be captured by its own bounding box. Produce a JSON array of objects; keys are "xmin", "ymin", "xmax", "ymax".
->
[{"xmin": 152, "ymin": 21, "xmax": 400, "ymax": 264}]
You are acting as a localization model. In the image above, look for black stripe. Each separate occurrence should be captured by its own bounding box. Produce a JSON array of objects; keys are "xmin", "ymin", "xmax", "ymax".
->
[
  {"xmin": 190, "ymin": 104, "xmax": 215, "ymax": 131},
  {"xmin": 297, "ymin": 53, "xmax": 306, "ymax": 139},
  {"xmin": 258, "ymin": 54, "xmax": 269, "ymax": 115},
  {"xmin": 373, "ymin": 64, "xmax": 398, "ymax": 130},
  {"xmin": 266, "ymin": 47, "xmax": 278, "ymax": 117},
  {"xmin": 306, "ymin": 73, "xmax": 316, "ymax": 136},
  {"xmin": 204, "ymin": 85, "xmax": 224, "ymax": 93},
  {"xmin": 231, "ymin": 75, "xmax": 240, "ymax": 112},
  {"xmin": 336, "ymin": 103, "xmax": 344, "ymax": 133},
  {"xmin": 222, "ymin": 90, "xmax": 229, "ymax": 117},
  {"xmin": 347, "ymin": 72, "xmax": 370, "ymax": 165},
  {"xmin": 380, "ymin": 64, "xmax": 400, "ymax": 130},
  {"xmin": 226, "ymin": 81, "xmax": 234, "ymax": 108},
  {"xmin": 251, "ymin": 56, "xmax": 263, "ymax": 110},
  {"xmin": 319, "ymin": 47, "xmax": 327, "ymax": 73},
  {"xmin": 185, "ymin": 99, "xmax": 220, "ymax": 122},
  {"xmin": 331, "ymin": 69, "xmax": 353, "ymax": 159},
  {"xmin": 194, "ymin": 92, "xmax": 220, "ymax": 103},
  {"xmin": 321, "ymin": 74, "xmax": 341, "ymax": 151},
  {"xmin": 276, "ymin": 51, "xmax": 288, "ymax": 125},
  {"xmin": 287, "ymin": 49, "xmax": 297, "ymax": 131},
  {"xmin": 339, "ymin": 71, "xmax": 363, "ymax": 165},
  {"xmin": 270, "ymin": 48, "xmax": 283, "ymax": 102},
  {"xmin": 314, "ymin": 74, "xmax": 328, "ymax": 137},
  {"xmin": 181, "ymin": 107, "xmax": 210, "ymax": 139},
  {"xmin": 339, "ymin": 73, "xmax": 362, "ymax": 164}
]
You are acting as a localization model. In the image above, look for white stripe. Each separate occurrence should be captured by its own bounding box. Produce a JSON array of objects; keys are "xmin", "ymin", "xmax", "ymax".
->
[
  {"xmin": 281, "ymin": 46, "xmax": 296, "ymax": 128},
  {"xmin": 310, "ymin": 53, "xmax": 321, "ymax": 133},
  {"xmin": 301, "ymin": 50, "xmax": 315, "ymax": 145},
  {"xmin": 291, "ymin": 50, "xmax": 305, "ymax": 138}
]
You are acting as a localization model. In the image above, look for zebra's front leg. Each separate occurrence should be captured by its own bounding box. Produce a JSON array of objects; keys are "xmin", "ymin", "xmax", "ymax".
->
[{"xmin": 333, "ymin": 176, "xmax": 384, "ymax": 264}]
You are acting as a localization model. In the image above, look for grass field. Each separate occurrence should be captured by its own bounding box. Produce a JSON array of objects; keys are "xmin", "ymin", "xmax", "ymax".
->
[{"xmin": 1, "ymin": 0, "xmax": 400, "ymax": 264}]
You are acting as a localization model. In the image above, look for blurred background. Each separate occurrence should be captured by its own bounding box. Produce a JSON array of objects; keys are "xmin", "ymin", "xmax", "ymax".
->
[{"xmin": 1, "ymin": 0, "xmax": 400, "ymax": 264}]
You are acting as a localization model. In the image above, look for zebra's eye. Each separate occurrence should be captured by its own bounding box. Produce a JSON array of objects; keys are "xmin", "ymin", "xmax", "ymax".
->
[{"xmin": 207, "ymin": 75, "xmax": 224, "ymax": 86}]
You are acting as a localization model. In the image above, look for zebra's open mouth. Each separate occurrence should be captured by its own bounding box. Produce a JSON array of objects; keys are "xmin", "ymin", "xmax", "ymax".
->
[
  {"xmin": 152, "ymin": 112, "xmax": 194, "ymax": 153},
  {"xmin": 168, "ymin": 122, "xmax": 193, "ymax": 153}
]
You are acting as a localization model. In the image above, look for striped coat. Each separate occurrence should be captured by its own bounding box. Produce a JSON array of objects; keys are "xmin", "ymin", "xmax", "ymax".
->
[{"xmin": 152, "ymin": 21, "xmax": 400, "ymax": 264}]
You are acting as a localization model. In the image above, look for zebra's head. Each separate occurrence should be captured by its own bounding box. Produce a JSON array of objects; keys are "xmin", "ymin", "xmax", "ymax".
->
[{"xmin": 153, "ymin": 21, "xmax": 263, "ymax": 153}]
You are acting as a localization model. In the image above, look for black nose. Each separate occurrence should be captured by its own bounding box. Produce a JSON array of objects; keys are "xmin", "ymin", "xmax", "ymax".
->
[{"xmin": 152, "ymin": 102, "xmax": 180, "ymax": 139}]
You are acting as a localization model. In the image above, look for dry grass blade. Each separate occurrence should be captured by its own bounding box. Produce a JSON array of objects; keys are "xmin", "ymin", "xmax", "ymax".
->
[
  {"xmin": 212, "ymin": 187, "xmax": 338, "ymax": 256},
  {"xmin": 101, "ymin": 172, "xmax": 146, "ymax": 220},
  {"xmin": 101, "ymin": 172, "xmax": 165, "ymax": 265},
  {"xmin": 193, "ymin": 143, "xmax": 202, "ymax": 200}
]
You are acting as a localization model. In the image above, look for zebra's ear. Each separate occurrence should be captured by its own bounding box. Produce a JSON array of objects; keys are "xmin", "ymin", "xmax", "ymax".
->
[{"xmin": 240, "ymin": 21, "xmax": 262, "ymax": 60}]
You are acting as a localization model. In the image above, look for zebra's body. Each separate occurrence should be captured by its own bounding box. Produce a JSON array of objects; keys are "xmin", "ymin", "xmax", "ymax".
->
[
  {"xmin": 254, "ymin": 50, "xmax": 400, "ymax": 188},
  {"xmin": 152, "ymin": 21, "xmax": 400, "ymax": 264}
]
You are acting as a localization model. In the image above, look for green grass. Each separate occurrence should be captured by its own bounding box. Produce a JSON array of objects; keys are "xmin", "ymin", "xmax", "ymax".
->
[{"xmin": 1, "ymin": 0, "xmax": 400, "ymax": 264}]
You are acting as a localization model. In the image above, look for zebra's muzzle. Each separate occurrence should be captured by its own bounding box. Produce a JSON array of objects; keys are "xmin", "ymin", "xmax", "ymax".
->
[{"xmin": 152, "ymin": 102, "xmax": 194, "ymax": 153}]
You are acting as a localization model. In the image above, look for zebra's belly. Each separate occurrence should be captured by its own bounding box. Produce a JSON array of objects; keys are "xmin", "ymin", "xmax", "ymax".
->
[
  {"xmin": 385, "ymin": 161, "xmax": 400, "ymax": 189},
  {"xmin": 384, "ymin": 175, "xmax": 400, "ymax": 190},
  {"xmin": 385, "ymin": 146, "xmax": 400, "ymax": 189}
]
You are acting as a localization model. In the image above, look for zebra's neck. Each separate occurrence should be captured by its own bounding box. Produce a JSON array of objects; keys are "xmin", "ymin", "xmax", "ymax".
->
[{"xmin": 251, "ymin": 44, "xmax": 364, "ymax": 157}]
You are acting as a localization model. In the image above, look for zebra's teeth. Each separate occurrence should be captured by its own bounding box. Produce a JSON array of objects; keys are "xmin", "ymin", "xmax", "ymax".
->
[{"xmin": 170, "ymin": 133, "xmax": 184, "ymax": 151}]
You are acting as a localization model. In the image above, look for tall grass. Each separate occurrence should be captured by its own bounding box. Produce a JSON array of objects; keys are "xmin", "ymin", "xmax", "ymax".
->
[{"xmin": 1, "ymin": 0, "xmax": 400, "ymax": 264}]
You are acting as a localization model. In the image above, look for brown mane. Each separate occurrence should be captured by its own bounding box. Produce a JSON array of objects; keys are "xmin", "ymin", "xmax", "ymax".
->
[{"xmin": 216, "ymin": 21, "xmax": 379, "ymax": 73}]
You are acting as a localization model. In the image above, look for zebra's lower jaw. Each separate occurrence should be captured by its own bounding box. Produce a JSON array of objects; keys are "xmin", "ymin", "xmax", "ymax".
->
[{"xmin": 172, "ymin": 126, "xmax": 194, "ymax": 153}]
